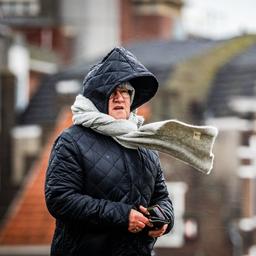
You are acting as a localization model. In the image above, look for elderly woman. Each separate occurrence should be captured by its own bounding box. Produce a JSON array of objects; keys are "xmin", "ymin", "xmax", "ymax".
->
[{"xmin": 45, "ymin": 47, "xmax": 174, "ymax": 256}]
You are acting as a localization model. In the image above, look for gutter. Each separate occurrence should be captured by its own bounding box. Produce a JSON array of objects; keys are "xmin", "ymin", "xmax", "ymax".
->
[{"xmin": 0, "ymin": 245, "xmax": 50, "ymax": 256}]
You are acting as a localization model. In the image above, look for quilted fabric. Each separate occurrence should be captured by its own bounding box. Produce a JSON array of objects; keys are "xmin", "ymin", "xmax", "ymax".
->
[
  {"xmin": 45, "ymin": 47, "xmax": 174, "ymax": 256},
  {"xmin": 45, "ymin": 126, "xmax": 174, "ymax": 256}
]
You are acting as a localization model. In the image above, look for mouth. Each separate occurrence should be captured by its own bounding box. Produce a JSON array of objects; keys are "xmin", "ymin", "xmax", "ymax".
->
[{"xmin": 113, "ymin": 106, "xmax": 124, "ymax": 110}]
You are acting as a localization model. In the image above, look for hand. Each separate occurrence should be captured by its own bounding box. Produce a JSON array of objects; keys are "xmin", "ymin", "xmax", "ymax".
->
[
  {"xmin": 128, "ymin": 208, "xmax": 150, "ymax": 233},
  {"xmin": 148, "ymin": 224, "xmax": 168, "ymax": 238},
  {"xmin": 140, "ymin": 205, "xmax": 168, "ymax": 237}
]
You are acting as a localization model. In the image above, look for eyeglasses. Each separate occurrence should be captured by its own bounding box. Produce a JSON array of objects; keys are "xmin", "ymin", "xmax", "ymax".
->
[{"xmin": 109, "ymin": 89, "xmax": 131, "ymax": 99}]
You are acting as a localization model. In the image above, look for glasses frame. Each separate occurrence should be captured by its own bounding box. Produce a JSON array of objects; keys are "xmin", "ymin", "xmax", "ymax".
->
[{"xmin": 109, "ymin": 89, "xmax": 131, "ymax": 99}]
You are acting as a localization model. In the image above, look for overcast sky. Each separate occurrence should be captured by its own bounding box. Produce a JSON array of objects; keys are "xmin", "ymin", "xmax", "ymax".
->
[{"xmin": 181, "ymin": 0, "xmax": 256, "ymax": 39}]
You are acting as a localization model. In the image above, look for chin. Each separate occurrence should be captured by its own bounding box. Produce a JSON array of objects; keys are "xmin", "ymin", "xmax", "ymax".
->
[
  {"xmin": 114, "ymin": 115, "xmax": 128, "ymax": 120},
  {"xmin": 110, "ymin": 110, "xmax": 129, "ymax": 120}
]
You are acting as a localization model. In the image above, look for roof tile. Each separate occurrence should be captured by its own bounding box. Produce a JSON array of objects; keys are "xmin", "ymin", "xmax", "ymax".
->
[{"xmin": 0, "ymin": 110, "xmax": 72, "ymax": 245}]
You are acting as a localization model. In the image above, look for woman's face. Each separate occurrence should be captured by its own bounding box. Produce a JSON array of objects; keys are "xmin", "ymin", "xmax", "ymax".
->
[{"xmin": 108, "ymin": 87, "xmax": 131, "ymax": 120}]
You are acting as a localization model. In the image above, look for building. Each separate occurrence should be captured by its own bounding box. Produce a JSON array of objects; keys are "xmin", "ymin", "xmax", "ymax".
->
[{"xmin": 3, "ymin": 1, "xmax": 256, "ymax": 256}]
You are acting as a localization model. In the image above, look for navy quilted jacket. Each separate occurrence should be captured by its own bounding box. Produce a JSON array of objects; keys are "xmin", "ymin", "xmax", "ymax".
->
[{"xmin": 45, "ymin": 47, "xmax": 174, "ymax": 256}]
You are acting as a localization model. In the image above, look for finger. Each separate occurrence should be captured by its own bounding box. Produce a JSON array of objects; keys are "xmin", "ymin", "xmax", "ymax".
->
[
  {"xmin": 148, "ymin": 229, "xmax": 164, "ymax": 238},
  {"xmin": 162, "ymin": 224, "xmax": 168, "ymax": 232},
  {"xmin": 137, "ymin": 221, "xmax": 146, "ymax": 229},
  {"xmin": 129, "ymin": 221, "xmax": 146, "ymax": 230},
  {"xmin": 130, "ymin": 209, "xmax": 148, "ymax": 222},
  {"xmin": 139, "ymin": 205, "xmax": 150, "ymax": 216},
  {"xmin": 136, "ymin": 214, "xmax": 150, "ymax": 225},
  {"xmin": 129, "ymin": 209, "xmax": 150, "ymax": 227},
  {"xmin": 146, "ymin": 222, "xmax": 154, "ymax": 228},
  {"xmin": 148, "ymin": 224, "xmax": 168, "ymax": 237},
  {"xmin": 128, "ymin": 225, "xmax": 141, "ymax": 233},
  {"xmin": 128, "ymin": 221, "xmax": 144, "ymax": 230},
  {"xmin": 130, "ymin": 228, "xmax": 141, "ymax": 233},
  {"xmin": 129, "ymin": 209, "xmax": 137, "ymax": 223}
]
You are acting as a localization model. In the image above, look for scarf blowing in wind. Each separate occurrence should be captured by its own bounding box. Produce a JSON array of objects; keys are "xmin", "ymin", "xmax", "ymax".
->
[{"xmin": 71, "ymin": 94, "xmax": 218, "ymax": 175}]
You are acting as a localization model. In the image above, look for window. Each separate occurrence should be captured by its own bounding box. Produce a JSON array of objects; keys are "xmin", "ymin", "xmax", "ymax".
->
[
  {"xmin": 155, "ymin": 182, "xmax": 188, "ymax": 248},
  {"xmin": 0, "ymin": 0, "xmax": 40, "ymax": 17},
  {"xmin": 238, "ymin": 134, "xmax": 256, "ymax": 231}
]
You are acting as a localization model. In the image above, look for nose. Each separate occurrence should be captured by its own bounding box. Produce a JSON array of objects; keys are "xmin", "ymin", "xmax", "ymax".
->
[{"xmin": 113, "ymin": 91, "xmax": 125, "ymax": 101}]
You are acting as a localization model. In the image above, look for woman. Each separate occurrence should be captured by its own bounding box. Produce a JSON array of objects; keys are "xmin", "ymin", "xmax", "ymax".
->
[{"xmin": 45, "ymin": 47, "xmax": 174, "ymax": 256}]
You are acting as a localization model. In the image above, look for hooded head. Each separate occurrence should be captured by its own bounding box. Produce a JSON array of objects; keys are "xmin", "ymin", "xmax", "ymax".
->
[{"xmin": 82, "ymin": 47, "xmax": 158, "ymax": 114}]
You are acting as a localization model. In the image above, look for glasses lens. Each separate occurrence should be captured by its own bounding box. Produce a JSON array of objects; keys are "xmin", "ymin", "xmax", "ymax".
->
[
  {"xmin": 121, "ymin": 90, "xmax": 130, "ymax": 98},
  {"xmin": 110, "ymin": 89, "xmax": 130, "ymax": 99}
]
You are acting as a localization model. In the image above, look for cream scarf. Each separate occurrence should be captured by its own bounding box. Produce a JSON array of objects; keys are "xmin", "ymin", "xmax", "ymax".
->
[{"xmin": 71, "ymin": 95, "xmax": 218, "ymax": 174}]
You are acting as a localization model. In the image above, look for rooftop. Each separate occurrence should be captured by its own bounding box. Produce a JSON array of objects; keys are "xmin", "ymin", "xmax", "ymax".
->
[
  {"xmin": 207, "ymin": 43, "xmax": 256, "ymax": 117},
  {"xmin": 20, "ymin": 38, "xmax": 220, "ymax": 126}
]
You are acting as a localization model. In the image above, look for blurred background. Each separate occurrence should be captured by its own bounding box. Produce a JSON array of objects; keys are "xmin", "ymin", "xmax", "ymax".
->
[{"xmin": 0, "ymin": 0, "xmax": 256, "ymax": 255}]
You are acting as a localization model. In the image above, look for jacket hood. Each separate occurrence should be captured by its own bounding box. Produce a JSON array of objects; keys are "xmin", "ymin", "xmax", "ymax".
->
[{"xmin": 82, "ymin": 47, "xmax": 159, "ymax": 113}]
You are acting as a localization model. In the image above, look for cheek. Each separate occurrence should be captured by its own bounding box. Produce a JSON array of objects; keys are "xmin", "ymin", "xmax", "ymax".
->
[
  {"xmin": 125, "ymin": 103, "xmax": 131, "ymax": 115},
  {"xmin": 108, "ymin": 101, "xmax": 112, "ymax": 114}
]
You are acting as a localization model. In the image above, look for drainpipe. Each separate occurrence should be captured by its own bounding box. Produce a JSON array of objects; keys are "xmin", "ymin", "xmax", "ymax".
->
[{"xmin": 228, "ymin": 221, "xmax": 243, "ymax": 256}]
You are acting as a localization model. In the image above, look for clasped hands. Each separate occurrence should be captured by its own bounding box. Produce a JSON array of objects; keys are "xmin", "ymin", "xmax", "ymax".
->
[{"xmin": 128, "ymin": 205, "xmax": 167, "ymax": 237}]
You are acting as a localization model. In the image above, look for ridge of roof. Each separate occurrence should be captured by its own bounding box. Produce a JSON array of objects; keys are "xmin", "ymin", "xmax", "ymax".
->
[
  {"xmin": 126, "ymin": 37, "xmax": 220, "ymax": 67},
  {"xmin": 164, "ymin": 35, "xmax": 256, "ymax": 121},
  {"xmin": 206, "ymin": 36, "xmax": 256, "ymax": 118}
]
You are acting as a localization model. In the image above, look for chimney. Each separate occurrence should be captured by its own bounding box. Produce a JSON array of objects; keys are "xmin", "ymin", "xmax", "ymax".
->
[
  {"xmin": 55, "ymin": 79, "xmax": 81, "ymax": 111},
  {"xmin": 11, "ymin": 125, "xmax": 42, "ymax": 185},
  {"xmin": 120, "ymin": 0, "xmax": 183, "ymax": 44}
]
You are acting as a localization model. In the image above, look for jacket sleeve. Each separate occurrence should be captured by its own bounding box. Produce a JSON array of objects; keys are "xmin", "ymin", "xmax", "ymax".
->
[
  {"xmin": 149, "ymin": 153, "xmax": 174, "ymax": 234},
  {"xmin": 45, "ymin": 132, "xmax": 133, "ymax": 227}
]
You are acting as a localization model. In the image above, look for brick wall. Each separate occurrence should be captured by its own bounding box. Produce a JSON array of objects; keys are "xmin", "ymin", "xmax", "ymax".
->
[{"xmin": 120, "ymin": 0, "xmax": 181, "ymax": 44}]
